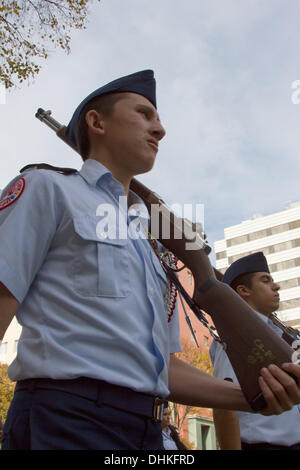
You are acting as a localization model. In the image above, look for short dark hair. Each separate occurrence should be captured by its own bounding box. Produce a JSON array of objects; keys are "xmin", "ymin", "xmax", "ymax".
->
[
  {"xmin": 230, "ymin": 272, "xmax": 255, "ymax": 292},
  {"xmin": 76, "ymin": 92, "xmax": 126, "ymax": 161}
]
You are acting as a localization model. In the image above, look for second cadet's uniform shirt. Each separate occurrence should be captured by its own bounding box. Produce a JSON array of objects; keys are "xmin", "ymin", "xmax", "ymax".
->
[
  {"xmin": 162, "ymin": 428, "xmax": 179, "ymax": 450},
  {"xmin": 210, "ymin": 313, "xmax": 300, "ymax": 446},
  {"xmin": 0, "ymin": 159, "xmax": 181, "ymax": 398}
]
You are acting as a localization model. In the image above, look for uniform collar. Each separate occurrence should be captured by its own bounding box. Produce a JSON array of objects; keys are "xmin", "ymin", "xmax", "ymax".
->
[
  {"xmin": 79, "ymin": 158, "xmax": 112, "ymax": 187},
  {"xmin": 79, "ymin": 158, "xmax": 150, "ymax": 226},
  {"xmin": 162, "ymin": 428, "xmax": 172, "ymax": 438}
]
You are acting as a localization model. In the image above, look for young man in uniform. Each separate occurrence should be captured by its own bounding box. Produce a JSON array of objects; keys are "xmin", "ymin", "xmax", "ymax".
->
[
  {"xmin": 0, "ymin": 71, "xmax": 300, "ymax": 450},
  {"xmin": 210, "ymin": 252, "xmax": 300, "ymax": 450}
]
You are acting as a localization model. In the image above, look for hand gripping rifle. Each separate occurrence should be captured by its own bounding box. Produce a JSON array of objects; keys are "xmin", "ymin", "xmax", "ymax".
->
[{"xmin": 34, "ymin": 108, "xmax": 296, "ymax": 412}]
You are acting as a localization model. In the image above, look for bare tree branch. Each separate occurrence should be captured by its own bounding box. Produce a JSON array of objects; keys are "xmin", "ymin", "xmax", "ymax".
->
[{"xmin": 0, "ymin": 0, "xmax": 101, "ymax": 88}]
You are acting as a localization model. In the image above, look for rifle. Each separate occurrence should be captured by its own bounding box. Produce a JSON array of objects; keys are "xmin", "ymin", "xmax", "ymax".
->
[
  {"xmin": 268, "ymin": 312, "xmax": 300, "ymax": 346},
  {"xmin": 34, "ymin": 108, "xmax": 295, "ymax": 412}
]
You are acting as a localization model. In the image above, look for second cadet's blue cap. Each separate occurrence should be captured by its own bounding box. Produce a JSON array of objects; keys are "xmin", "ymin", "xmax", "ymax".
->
[
  {"xmin": 65, "ymin": 69, "xmax": 156, "ymax": 149},
  {"xmin": 222, "ymin": 252, "xmax": 270, "ymax": 286}
]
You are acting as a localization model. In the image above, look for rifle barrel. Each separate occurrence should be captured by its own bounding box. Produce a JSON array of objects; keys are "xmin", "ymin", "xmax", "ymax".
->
[{"xmin": 35, "ymin": 108, "xmax": 64, "ymax": 133}]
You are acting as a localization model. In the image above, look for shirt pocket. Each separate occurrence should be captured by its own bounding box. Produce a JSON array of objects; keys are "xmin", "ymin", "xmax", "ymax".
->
[{"xmin": 72, "ymin": 215, "xmax": 130, "ymax": 298}]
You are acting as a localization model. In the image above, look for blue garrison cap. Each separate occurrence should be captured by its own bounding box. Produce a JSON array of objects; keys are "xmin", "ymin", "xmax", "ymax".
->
[
  {"xmin": 222, "ymin": 252, "xmax": 270, "ymax": 286},
  {"xmin": 65, "ymin": 70, "xmax": 156, "ymax": 148}
]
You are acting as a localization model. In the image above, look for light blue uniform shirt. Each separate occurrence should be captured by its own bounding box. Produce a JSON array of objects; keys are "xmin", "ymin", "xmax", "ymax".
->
[
  {"xmin": 0, "ymin": 159, "xmax": 181, "ymax": 397},
  {"xmin": 210, "ymin": 312, "xmax": 300, "ymax": 446},
  {"xmin": 162, "ymin": 428, "xmax": 178, "ymax": 450}
]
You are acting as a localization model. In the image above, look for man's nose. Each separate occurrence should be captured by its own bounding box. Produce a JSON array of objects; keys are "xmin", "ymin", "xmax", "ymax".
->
[{"xmin": 152, "ymin": 120, "xmax": 166, "ymax": 141}]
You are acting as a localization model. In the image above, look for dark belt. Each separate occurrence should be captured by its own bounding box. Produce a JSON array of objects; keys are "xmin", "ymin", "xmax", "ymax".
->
[{"xmin": 15, "ymin": 377, "xmax": 167, "ymax": 422}]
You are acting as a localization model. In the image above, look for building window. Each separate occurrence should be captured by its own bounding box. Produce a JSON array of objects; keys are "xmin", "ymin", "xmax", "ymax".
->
[
  {"xmin": 228, "ymin": 240, "xmax": 300, "ymax": 265},
  {"xmin": 226, "ymin": 234, "xmax": 249, "ymax": 247},
  {"xmin": 187, "ymin": 270, "xmax": 193, "ymax": 285},
  {"xmin": 0, "ymin": 342, "xmax": 8, "ymax": 355},
  {"xmin": 188, "ymin": 416, "xmax": 217, "ymax": 450},
  {"xmin": 228, "ymin": 251, "xmax": 252, "ymax": 264},
  {"xmin": 226, "ymin": 220, "xmax": 300, "ymax": 248},
  {"xmin": 270, "ymin": 258, "xmax": 300, "ymax": 273},
  {"xmin": 270, "ymin": 223, "xmax": 290, "ymax": 235},
  {"xmin": 277, "ymin": 278, "xmax": 300, "ymax": 290},
  {"xmin": 289, "ymin": 220, "xmax": 300, "ymax": 230},
  {"xmin": 216, "ymin": 250, "xmax": 227, "ymax": 260},
  {"xmin": 278, "ymin": 298, "xmax": 300, "ymax": 311}
]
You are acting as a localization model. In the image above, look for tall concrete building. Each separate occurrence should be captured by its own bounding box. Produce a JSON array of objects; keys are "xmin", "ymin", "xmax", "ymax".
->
[{"xmin": 214, "ymin": 202, "xmax": 300, "ymax": 329}]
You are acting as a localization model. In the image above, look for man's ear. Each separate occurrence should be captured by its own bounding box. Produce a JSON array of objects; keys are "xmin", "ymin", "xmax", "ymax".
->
[
  {"xmin": 85, "ymin": 110, "xmax": 105, "ymax": 137},
  {"xmin": 235, "ymin": 284, "xmax": 251, "ymax": 299}
]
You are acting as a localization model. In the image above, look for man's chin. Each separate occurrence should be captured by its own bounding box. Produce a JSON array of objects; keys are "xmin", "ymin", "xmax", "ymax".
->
[{"xmin": 133, "ymin": 160, "xmax": 156, "ymax": 176}]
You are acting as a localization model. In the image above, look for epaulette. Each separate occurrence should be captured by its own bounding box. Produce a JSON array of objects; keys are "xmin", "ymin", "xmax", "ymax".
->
[{"xmin": 20, "ymin": 163, "xmax": 78, "ymax": 175}]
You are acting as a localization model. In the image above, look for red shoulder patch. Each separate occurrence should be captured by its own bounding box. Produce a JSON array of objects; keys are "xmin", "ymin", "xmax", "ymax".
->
[{"xmin": 0, "ymin": 178, "xmax": 26, "ymax": 211}]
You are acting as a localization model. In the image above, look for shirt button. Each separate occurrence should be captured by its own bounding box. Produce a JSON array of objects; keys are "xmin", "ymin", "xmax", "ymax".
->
[{"xmin": 149, "ymin": 287, "xmax": 154, "ymax": 296}]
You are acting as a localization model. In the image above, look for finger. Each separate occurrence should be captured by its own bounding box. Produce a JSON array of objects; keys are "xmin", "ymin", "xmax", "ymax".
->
[
  {"xmin": 260, "ymin": 366, "xmax": 294, "ymax": 411},
  {"xmin": 258, "ymin": 376, "xmax": 282, "ymax": 416},
  {"xmin": 267, "ymin": 364, "xmax": 300, "ymax": 405},
  {"xmin": 282, "ymin": 363, "xmax": 300, "ymax": 382}
]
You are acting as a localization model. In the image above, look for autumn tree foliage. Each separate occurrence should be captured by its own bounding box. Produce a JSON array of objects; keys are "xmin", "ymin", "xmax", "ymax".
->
[
  {"xmin": 0, "ymin": 0, "xmax": 101, "ymax": 88},
  {"xmin": 0, "ymin": 364, "xmax": 15, "ymax": 424},
  {"xmin": 169, "ymin": 340, "xmax": 213, "ymax": 444}
]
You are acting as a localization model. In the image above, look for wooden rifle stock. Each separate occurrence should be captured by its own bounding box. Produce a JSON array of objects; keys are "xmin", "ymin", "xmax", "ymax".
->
[
  {"xmin": 35, "ymin": 108, "xmax": 295, "ymax": 412},
  {"xmin": 130, "ymin": 182, "xmax": 295, "ymax": 412}
]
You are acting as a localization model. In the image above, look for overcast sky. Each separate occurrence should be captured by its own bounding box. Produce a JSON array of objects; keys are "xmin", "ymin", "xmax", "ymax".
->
[{"xmin": 1, "ymin": 0, "xmax": 300, "ymax": 261}]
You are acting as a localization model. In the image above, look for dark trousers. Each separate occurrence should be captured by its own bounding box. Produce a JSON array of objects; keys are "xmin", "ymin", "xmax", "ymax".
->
[{"xmin": 2, "ymin": 378, "xmax": 164, "ymax": 450}]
